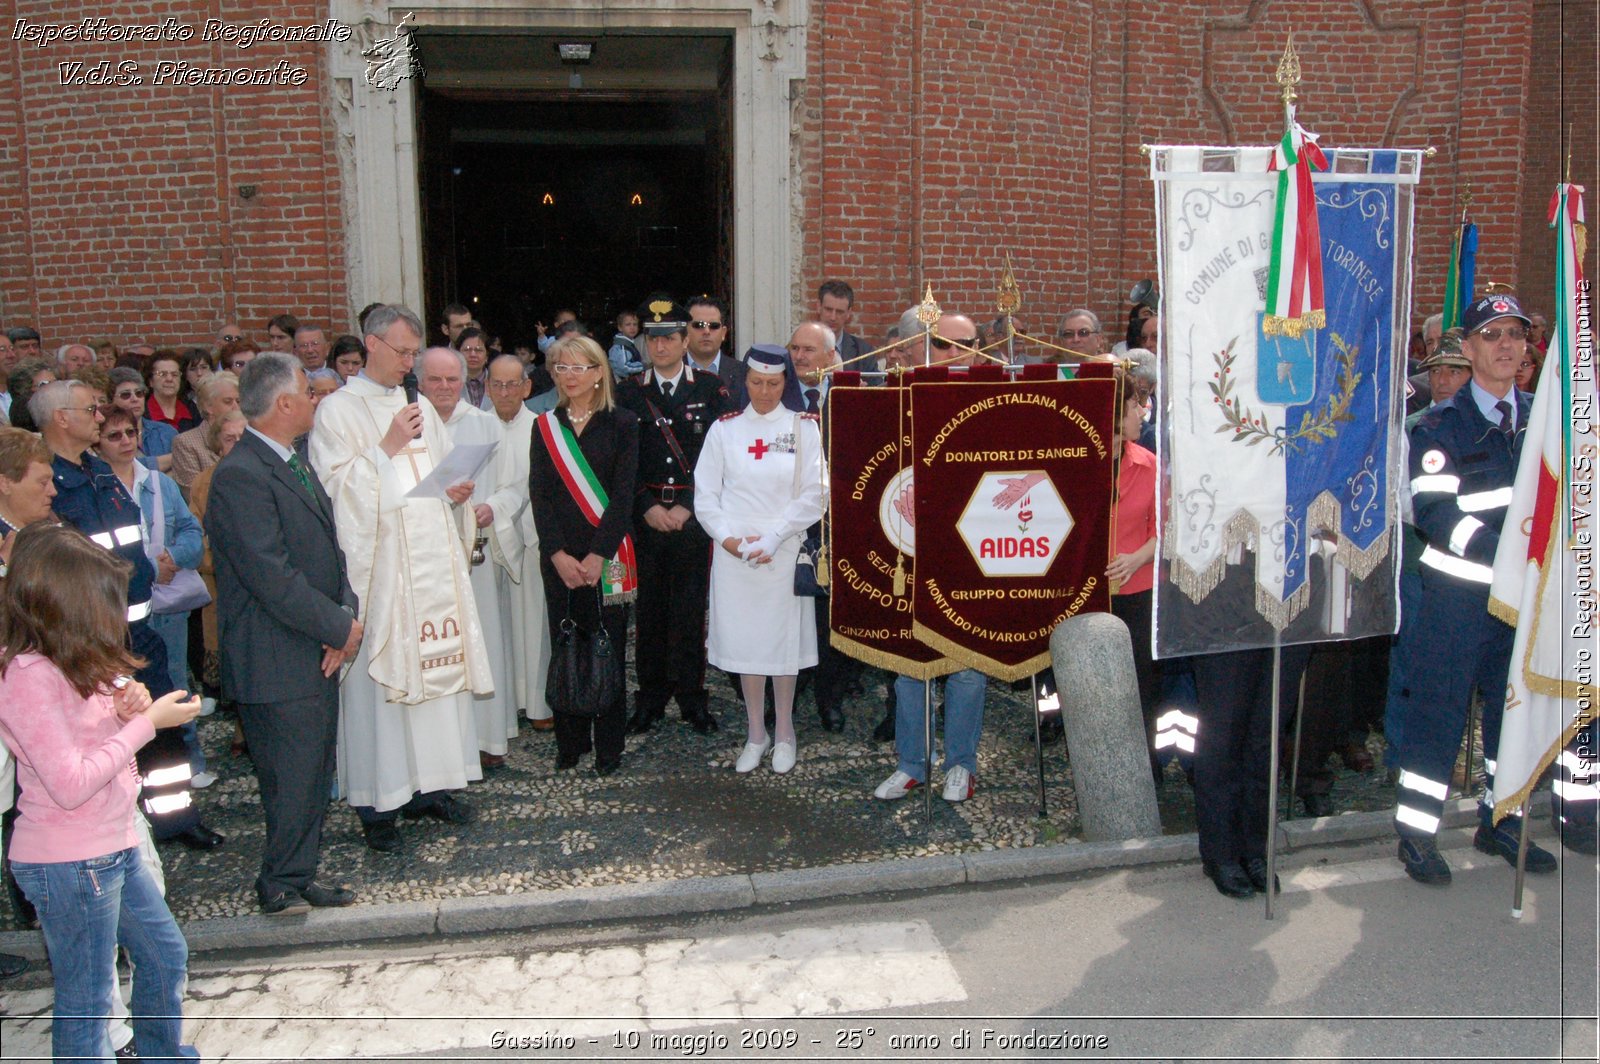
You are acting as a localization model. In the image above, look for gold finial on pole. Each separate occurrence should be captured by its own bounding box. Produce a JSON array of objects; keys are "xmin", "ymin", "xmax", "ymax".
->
[
  {"xmin": 1276, "ymin": 35, "xmax": 1302, "ymax": 110},
  {"xmin": 995, "ymin": 255, "xmax": 1021, "ymax": 317},
  {"xmin": 1483, "ymin": 281, "xmax": 1514, "ymax": 295},
  {"xmin": 916, "ymin": 283, "xmax": 941, "ymax": 327}
]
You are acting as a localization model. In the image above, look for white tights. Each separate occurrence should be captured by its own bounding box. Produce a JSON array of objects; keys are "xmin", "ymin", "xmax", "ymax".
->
[{"xmin": 741, "ymin": 673, "xmax": 797, "ymax": 746}]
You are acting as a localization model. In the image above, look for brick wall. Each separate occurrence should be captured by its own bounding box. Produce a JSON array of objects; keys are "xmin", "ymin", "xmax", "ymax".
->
[
  {"xmin": 0, "ymin": 1, "xmax": 346, "ymax": 350},
  {"xmin": 0, "ymin": 1, "xmax": 1571, "ymax": 355},
  {"xmin": 1521, "ymin": 0, "xmax": 1597, "ymax": 320},
  {"xmin": 800, "ymin": 0, "xmax": 1552, "ymax": 344}
]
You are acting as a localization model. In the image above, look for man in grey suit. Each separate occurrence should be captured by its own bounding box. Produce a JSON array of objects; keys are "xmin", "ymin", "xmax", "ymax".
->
[{"xmin": 205, "ymin": 352, "xmax": 364, "ymax": 915}]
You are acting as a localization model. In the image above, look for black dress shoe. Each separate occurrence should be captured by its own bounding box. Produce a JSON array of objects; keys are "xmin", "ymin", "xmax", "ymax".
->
[
  {"xmin": 362, "ymin": 820, "xmax": 402, "ymax": 853},
  {"xmin": 260, "ymin": 889, "xmax": 311, "ymax": 917},
  {"xmin": 1207, "ymin": 862, "xmax": 1256, "ymax": 899},
  {"xmin": 1038, "ymin": 716, "xmax": 1064, "ymax": 745},
  {"xmin": 1555, "ymin": 817, "xmax": 1599, "ymax": 855},
  {"xmin": 626, "ymin": 708, "xmax": 661, "ymax": 735},
  {"xmin": 594, "ymin": 759, "xmax": 622, "ymax": 778},
  {"xmin": 685, "ymin": 708, "xmax": 719, "ymax": 735},
  {"xmin": 0, "ymin": 951, "xmax": 28, "ymax": 979},
  {"xmin": 818, "ymin": 706, "xmax": 846, "ymax": 733},
  {"xmin": 403, "ymin": 793, "xmax": 477, "ymax": 825},
  {"xmin": 302, "ymin": 882, "xmax": 357, "ymax": 907},
  {"xmin": 1244, "ymin": 857, "xmax": 1281, "ymax": 894},
  {"xmin": 175, "ymin": 824, "xmax": 224, "ymax": 851},
  {"xmin": 555, "ymin": 750, "xmax": 582, "ymax": 770},
  {"xmin": 872, "ymin": 711, "xmax": 895, "ymax": 743}
]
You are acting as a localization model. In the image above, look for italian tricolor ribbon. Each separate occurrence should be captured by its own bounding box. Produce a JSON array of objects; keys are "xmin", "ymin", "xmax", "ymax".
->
[
  {"xmin": 537, "ymin": 411, "xmax": 638, "ymax": 603},
  {"xmin": 1264, "ymin": 117, "xmax": 1328, "ymax": 338}
]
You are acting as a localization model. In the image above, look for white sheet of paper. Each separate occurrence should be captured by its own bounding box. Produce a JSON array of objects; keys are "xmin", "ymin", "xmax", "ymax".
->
[{"xmin": 405, "ymin": 441, "xmax": 498, "ymax": 500}]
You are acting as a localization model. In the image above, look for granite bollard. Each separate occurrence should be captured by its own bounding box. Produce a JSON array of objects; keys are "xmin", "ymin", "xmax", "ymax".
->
[{"xmin": 1050, "ymin": 612, "xmax": 1162, "ymax": 841}]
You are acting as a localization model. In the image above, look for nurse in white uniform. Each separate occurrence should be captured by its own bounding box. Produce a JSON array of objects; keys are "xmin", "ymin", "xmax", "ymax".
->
[{"xmin": 694, "ymin": 345, "xmax": 825, "ymax": 774}]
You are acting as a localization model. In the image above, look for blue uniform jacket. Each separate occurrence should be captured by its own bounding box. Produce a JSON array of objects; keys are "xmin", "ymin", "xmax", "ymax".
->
[
  {"xmin": 51, "ymin": 450, "xmax": 157, "ymax": 609},
  {"xmin": 1407, "ymin": 385, "xmax": 1529, "ymax": 585}
]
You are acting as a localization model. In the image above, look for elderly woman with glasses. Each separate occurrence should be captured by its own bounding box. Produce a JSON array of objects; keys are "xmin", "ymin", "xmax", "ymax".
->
[
  {"xmin": 144, "ymin": 350, "xmax": 199, "ymax": 433},
  {"xmin": 108, "ymin": 366, "xmax": 175, "ymax": 473}
]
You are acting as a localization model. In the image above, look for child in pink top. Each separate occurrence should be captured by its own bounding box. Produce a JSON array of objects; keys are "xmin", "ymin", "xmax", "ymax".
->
[{"xmin": 0, "ymin": 522, "xmax": 201, "ymax": 1062}]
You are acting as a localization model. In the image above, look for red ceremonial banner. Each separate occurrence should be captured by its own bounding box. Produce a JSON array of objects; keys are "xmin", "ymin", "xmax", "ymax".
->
[
  {"xmin": 908, "ymin": 378, "xmax": 1117, "ymax": 680},
  {"xmin": 826, "ymin": 384, "xmax": 959, "ymax": 679}
]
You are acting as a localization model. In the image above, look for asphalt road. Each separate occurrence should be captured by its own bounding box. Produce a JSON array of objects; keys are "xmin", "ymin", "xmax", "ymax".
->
[{"xmin": 4, "ymin": 827, "xmax": 1593, "ymax": 1062}]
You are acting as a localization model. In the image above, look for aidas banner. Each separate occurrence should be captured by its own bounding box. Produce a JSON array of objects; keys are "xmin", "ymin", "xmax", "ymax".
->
[
  {"xmin": 1151, "ymin": 145, "xmax": 1421, "ymax": 656},
  {"xmin": 908, "ymin": 378, "xmax": 1116, "ymax": 679},
  {"xmin": 826, "ymin": 381, "xmax": 958, "ymax": 679}
]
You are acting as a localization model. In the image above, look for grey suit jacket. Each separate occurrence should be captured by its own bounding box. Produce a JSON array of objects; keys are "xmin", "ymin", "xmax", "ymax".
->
[{"xmin": 204, "ymin": 430, "xmax": 357, "ymax": 704}]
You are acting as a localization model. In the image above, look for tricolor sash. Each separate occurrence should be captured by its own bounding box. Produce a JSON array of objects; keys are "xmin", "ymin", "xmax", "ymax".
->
[{"xmin": 537, "ymin": 411, "xmax": 638, "ymax": 604}]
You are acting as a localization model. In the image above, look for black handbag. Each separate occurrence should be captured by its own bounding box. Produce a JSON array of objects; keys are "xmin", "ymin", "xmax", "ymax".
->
[
  {"xmin": 794, "ymin": 528, "xmax": 827, "ymax": 598},
  {"xmin": 545, "ymin": 589, "xmax": 622, "ymax": 718}
]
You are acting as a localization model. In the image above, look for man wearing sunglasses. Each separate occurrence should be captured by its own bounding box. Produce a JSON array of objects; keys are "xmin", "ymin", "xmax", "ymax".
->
[
  {"xmin": 1389, "ymin": 292, "xmax": 1566, "ymax": 884},
  {"xmin": 684, "ymin": 295, "xmax": 746, "ymax": 409},
  {"xmin": 1057, "ymin": 309, "xmax": 1104, "ymax": 359}
]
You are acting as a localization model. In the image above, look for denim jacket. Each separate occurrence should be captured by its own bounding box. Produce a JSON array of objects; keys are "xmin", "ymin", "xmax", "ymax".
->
[{"xmin": 135, "ymin": 461, "xmax": 204, "ymax": 570}]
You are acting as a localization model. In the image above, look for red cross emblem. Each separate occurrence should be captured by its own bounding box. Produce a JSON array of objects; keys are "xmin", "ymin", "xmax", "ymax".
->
[
  {"xmin": 1492, "ymin": 299, "xmax": 1510, "ymax": 312},
  {"xmin": 747, "ymin": 439, "xmax": 769, "ymax": 460}
]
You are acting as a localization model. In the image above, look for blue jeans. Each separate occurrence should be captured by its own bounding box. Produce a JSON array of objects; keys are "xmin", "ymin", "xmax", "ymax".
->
[
  {"xmin": 893, "ymin": 670, "xmax": 987, "ymax": 780},
  {"xmin": 11, "ymin": 847, "xmax": 197, "ymax": 1063},
  {"xmin": 147, "ymin": 610, "xmax": 205, "ymax": 774}
]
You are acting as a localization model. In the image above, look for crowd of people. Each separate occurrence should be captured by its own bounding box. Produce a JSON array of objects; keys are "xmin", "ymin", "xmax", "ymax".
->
[{"xmin": 0, "ymin": 271, "xmax": 1593, "ymax": 1059}]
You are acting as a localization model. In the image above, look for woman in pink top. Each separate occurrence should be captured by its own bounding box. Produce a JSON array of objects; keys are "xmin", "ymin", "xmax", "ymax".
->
[
  {"xmin": 1105, "ymin": 367, "xmax": 1161, "ymax": 776},
  {"xmin": 0, "ymin": 522, "xmax": 202, "ymax": 1062}
]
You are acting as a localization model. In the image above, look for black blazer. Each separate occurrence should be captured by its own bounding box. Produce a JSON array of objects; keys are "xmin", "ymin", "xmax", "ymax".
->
[
  {"xmin": 529, "ymin": 406, "xmax": 640, "ymax": 565},
  {"xmin": 204, "ymin": 430, "xmax": 357, "ymax": 704}
]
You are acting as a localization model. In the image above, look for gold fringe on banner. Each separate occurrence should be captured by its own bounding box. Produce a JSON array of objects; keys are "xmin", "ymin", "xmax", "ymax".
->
[
  {"xmin": 828, "ymin": 632, "xmax": 960, "ymax": 682},
  {"xmin": 909, "ymin": 621, "xmax": 1055, "ymax": 684},
  {"xmin": 1260, "ymin": 308, "xmax": 1327, "ymax": 339},
  {"xmin": 1491, "ymin": 717, "xmax": 1585, "ymax": 826},
  {"xmin": 1163, "ymin": 495, "xmax": 1396, "ymax": 632}
]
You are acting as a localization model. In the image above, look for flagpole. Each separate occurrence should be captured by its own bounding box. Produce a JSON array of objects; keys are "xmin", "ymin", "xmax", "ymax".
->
[
  {"xmin": 1260, "ymin": 35, "xmax": 1301, "ymax": 921},
  {"xmin": 1511, "ymin": 798, "xmax": 1531, "ymax": 918},
  {"xmin": 1265, "ymin": 630, "xmax": 1284, "ymax": 920},
  {"xmin": 923, "ymin": 682, "xmax": 935, "ymax": 828}
]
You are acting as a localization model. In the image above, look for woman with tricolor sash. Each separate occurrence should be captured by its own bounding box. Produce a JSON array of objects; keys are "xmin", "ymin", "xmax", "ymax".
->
[{"xmin": 528, "ymin": 335, "xmax": 640, "ymax": 776}]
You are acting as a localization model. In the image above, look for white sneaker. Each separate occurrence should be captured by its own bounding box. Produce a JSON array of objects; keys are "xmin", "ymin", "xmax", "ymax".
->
[
  {"xmin": 735, "ymin": 738, "xmax": 771, "ymax": 774},
  {"xmin": 199, "ymin": 697, "xmax": 217, "ymax": 717},
  {"xmin": 941, "ymin": 766, "xmax": 974, "ymax": 802},
  {"xmin": 873, "ymin": 770, "xmax": 920, "ymax": 799},
  {"xmin": 191, "ymin": 771, "xmax": 218, "ymax": 790},
  {"xmin": 771, "ymin": 741, "xmax": 796, "ymax": 774}
]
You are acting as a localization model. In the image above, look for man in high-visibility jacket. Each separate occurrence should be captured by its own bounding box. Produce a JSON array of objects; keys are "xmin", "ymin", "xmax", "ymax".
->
[{"xmin": 1387, "ymin": 293, "xmax": 1558, "ymax": 884}]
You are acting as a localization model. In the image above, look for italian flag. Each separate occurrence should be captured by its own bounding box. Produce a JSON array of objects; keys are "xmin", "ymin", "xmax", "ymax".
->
[
  {"xmin": 1263, "ymin": 113, "xmax": 1328, "ymax": 338},
  {"xmin": 1487, "ymin": 183, "xmax": 1595, "ymax": 822}
]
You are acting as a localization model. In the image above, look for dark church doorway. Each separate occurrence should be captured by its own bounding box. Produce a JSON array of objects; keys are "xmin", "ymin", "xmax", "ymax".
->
[{"xmin": 414, "ymin": 31, "xmax": 734, "ymax": 354}]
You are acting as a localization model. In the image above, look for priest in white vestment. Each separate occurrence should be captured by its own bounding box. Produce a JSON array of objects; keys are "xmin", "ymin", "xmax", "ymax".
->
[
  {"xmin": 308, "ymin": 305, "xmax": 492, "ymax": 853},
  {"xmin": 482, "ymin": 354, "xmax": 551, "ymax": 729},
  {"xmin": 417, "ymin": 347, "xmax": 519, "ymax": 768}
]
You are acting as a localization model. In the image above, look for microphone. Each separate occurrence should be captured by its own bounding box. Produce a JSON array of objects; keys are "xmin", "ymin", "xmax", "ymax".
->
[{"xmin": 401, "ymin": 371, "xmax": 422, "ymax": 438}]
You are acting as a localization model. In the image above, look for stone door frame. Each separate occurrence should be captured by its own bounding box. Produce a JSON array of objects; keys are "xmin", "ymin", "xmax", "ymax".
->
[{"xmin": 329, "ymin": 1, "xmax": 807, "ymax": 345}]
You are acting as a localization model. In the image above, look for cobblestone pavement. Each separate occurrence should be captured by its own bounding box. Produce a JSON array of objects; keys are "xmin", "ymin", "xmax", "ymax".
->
[{"xmin": 1, "ymin": 668, "xmax": 1399, "ymax": 929}]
